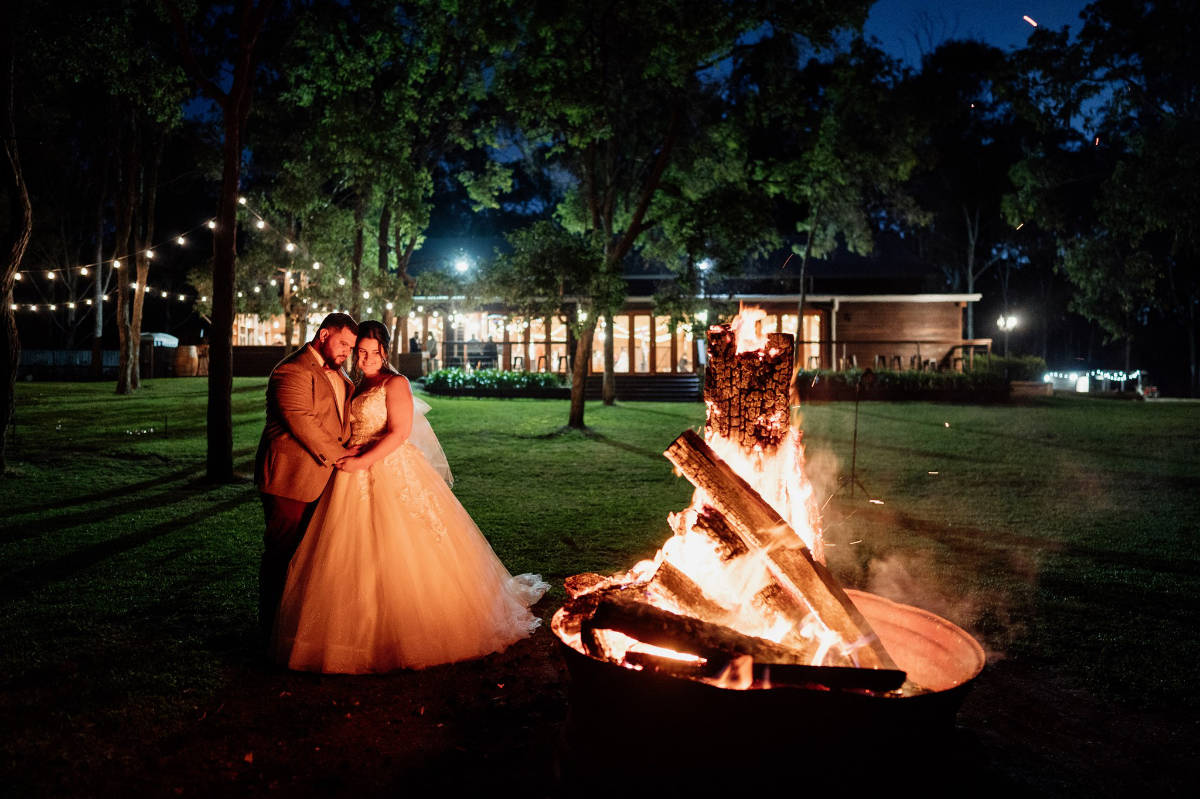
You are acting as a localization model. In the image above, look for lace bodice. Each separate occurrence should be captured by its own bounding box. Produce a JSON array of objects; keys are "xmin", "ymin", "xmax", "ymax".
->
[{"xmin": 348, "ymin": 384, "xmax": 389, "ymax": 446}]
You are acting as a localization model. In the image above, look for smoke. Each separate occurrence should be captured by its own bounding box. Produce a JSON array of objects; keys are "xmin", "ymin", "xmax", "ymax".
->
[{"xmin": 865, "ymin": 549, "xmax": 1037, "ymax": 662}]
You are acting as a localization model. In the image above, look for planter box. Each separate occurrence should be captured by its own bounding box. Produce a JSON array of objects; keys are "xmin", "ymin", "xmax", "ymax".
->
[{"xmin": 1010, "ymin": 380, "xmax": 1053, "ymax": 399}]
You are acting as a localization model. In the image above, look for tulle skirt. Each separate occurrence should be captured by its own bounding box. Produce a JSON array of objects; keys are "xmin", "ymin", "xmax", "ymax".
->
[{"xmin": 273, "ymin": 441, "xmax": 548, "ymax": 673}]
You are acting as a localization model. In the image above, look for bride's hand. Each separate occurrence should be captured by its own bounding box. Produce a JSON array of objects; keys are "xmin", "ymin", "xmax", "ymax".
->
[{"xmin": 336, "ymin": 454, "xmax": 370, "ymax": 472}]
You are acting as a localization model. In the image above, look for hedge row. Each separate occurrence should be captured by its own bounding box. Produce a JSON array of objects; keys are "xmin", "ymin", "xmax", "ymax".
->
[
  {"xmin": 420, "ymin": 368, "xmax": 570, "ymax": 398},
  {"xmin": 794, "ymin": 368, "xmax": 1012, "ymax": 402}
]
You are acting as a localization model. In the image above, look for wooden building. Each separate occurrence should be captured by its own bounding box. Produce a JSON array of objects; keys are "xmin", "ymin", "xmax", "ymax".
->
[{"xmin": 233, "ymin": 291, "xmax": 987, "ymax": 376}]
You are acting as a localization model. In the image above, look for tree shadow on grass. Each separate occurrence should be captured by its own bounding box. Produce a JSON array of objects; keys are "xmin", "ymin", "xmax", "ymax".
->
[
  {"xmin": 533, "ymin": 426, "xmax": 664, "ymax": 461},
  {"xmin": 0, "ymin": 486, "xmax": 258, "ymax": 600}
]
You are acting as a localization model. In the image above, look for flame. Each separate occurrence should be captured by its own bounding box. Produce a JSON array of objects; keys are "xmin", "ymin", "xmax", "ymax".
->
[
  {"xmin": 572, "ymin": 308, "xmax": 858, "ymax": 683},
  {"xmin": 642, "ymin": 309, "xmax": 841, "ymax": 661},
  {"xmin": 732, "ymin": 307, "xmax": 769, "ymax": 353}
]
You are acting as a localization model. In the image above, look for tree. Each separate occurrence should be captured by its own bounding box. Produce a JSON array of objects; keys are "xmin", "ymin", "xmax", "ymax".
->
[
  {"xmin": 498, "ymin": 0, "xmax": 871, "ymax": 426},
  {"xmin": 1, "ymin": 4, "xmax": 33, "ymax": 474},
  {"xmin": 253, "ymin": 0, "xmax": 510, "ymax": 327},
  {"xmin": 486, "ymin": 221, "xmax": 615, "ymax": 425},
  {"xmin": 1010, "ymin": 0, "xmax": 1200, "ymax": 392},
  {"xmin": 167, "ymin": 0, "xmax": 275, "ymax": 481},
  {"xmin": 900, "ymin": 40, "xmax": 1030, "ymax": 339}
]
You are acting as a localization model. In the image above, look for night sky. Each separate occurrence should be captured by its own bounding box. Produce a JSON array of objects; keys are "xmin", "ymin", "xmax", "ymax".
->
[{"xmin": 864, "ymin": 0, "xmax": 1089, "ymax": 65}]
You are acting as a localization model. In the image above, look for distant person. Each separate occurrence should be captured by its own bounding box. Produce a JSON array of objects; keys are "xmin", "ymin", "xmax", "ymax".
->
[
  {"xmin": 482, "ymin": 336, "xmax": 498, "ymax": 369},
  {"xmin": 466, "ymin": 334, "xmax": 482, "ymax": 367},
  {"xmin": 408, "ymin": 335, "xmax": 421, "ymax": 354},
  {"xmin": 424, "ymin": 331, "xmax": 438, "ymax": 371}
]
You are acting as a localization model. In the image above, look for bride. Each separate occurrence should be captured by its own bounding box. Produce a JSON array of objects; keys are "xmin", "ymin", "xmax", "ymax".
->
[{"xmin": 273, "ymin": 321, "xmax": 548, "ymax": 673}]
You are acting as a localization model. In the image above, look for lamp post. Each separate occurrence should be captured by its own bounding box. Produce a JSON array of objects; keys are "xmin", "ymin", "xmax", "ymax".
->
[{"xmin": 997, "ymin": 313, "xmax": 1019, "ymax": 357}]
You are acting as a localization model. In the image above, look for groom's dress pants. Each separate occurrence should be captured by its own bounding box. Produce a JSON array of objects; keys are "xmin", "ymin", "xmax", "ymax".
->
[{"xmin": 259, "ymin": 493, "xmax": 317, "ymax": 646}]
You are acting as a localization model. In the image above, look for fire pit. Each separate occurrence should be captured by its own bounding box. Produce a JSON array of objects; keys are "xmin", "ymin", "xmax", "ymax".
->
[{"xmin": 553, "ymin": 311, "xmax": 986, "ymax": 780}]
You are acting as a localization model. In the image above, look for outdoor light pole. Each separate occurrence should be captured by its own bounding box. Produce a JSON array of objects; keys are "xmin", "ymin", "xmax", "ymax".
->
[{"xmin": 997, "ymin": 314, "xmax": 1018, "ymax": 356}]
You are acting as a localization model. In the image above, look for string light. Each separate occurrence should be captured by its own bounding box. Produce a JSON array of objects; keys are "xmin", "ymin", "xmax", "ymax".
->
[{"xmin": 10, "ymin": 197, "xmax": 390, "ymax": 317}]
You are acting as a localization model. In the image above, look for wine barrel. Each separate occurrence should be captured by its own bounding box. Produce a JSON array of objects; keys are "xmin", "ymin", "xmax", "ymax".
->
[{"xmin": 173, "ymin": 345, "xmax": 199, "ymax": 377}]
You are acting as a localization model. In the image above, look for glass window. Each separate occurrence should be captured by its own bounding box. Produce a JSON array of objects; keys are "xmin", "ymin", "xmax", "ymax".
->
[
  {"xmin": 675, "ymin": 323, "xmax": 694, "ymax": 372},
  {"xmin": 590, "ymin": 317, "xmax": 606, "ymax": 373},
  {"xmin": 801, "ymin": 312, "xmax": 821, "ymax": 368},
  {"xmin": 654, "ymin": 316, "xmax": 672, "ymax": 372},
  {"xmin": 633, "ymin": 314, "xmax": 651, "ymax": 373},
  {"xmin": 612, "ymin": 314, "xmax": 630, "ymax": 372}
]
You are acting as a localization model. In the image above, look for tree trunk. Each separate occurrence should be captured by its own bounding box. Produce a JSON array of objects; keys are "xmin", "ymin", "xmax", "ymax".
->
[
  {"xmin": 130, "ymin": 131, "xmax": 163, "ymax": 388},
  {"xmin": 395, "ymin": 224, "xmax": 417, "ymax": 291},
  {"xmin": 568, "ymin": 317, "xmax": 596, "ymax": 428},
  {"xmin": 114, "ymin": 118, "xmax": 138, "ymax": 395},
  {"xmin": 350, "ymin": 189, "xmax": 366, "ymax": 319},
  {"xmin": 206, "ymin": 109, "xmax": 241, "ymax": 481},
  {"xmin": 792, "ymin": 202, "xmax": 821, "ymax": 388},
  {"xmin": 90, "ymin": 200, "xmax": 105, "ymax": 378},
  {"xmin": 602, "ymin": 311, "xmax": 615, "ymax": 404},
  {"xmin": 167, "ymin": 0, "xmax": 274, "ymax": 481},
  {"xmin": 1189, "ymin": 290, "xmax": 1197, "ymax": 397},
  {"xmin": 1, "ymin": 16, "xmax": 33, "ymax": 473}
]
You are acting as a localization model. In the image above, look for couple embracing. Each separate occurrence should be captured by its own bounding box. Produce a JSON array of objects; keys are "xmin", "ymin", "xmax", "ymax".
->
[{"xmin": 254, "ymin": 313, "xmax": 547, "ymax": 673}]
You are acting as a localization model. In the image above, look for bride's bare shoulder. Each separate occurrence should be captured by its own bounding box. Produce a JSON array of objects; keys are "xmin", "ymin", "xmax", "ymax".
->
[{"xmin": 381, "ymin": 373, "xmax": 412, "ymax": 395}]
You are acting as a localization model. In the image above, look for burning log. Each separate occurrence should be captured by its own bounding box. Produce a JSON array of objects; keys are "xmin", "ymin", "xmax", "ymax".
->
[
  {"xmin": 584, "ymin": 594, "xmax": 906, "ymax": 692},
  {"xmin": 645, "ymin": 560, "xmax": 731, "ymax": 621},
  {"xmin": 584, "ymin": 591, "xmax": 817, "ymax": 666},
  {"xmin": 705, "ymin": 325, "xmax": 793, "ymax": 450},
  {"xmin": 691, "ymin": 505, "xmax": 748, "ymax": 560},
  {"xmin": 664, "ymin": 429, "xmax": 899, "ymax": 671}
]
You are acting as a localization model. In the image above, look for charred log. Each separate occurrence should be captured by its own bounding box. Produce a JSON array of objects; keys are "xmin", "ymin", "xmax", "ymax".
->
[
  {"xmin": 584, "ymin": 592, "xmax": 815, "ymax": 666},
  {"xmin": 704, "ymin": 326, "xmax": 793, "ymax": 450},
  {"xmin": 664, "ymin": 429, "xmax": 898, "ymax": 671}
]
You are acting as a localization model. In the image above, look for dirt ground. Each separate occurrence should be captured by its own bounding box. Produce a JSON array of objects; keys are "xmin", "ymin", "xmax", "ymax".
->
[{"xmin": 8, "ymin": 598, "xmax": 1191, "ymax": 799}]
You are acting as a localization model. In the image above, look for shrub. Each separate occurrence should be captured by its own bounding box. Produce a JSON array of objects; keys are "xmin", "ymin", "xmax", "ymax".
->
[
  {"xmin": 420, "ymin": 368, "xmax": 569, "ymax": 397},
  {"xmin": 968, "ymin": 354, "xmax": 1048, "ymax": 382},
  {"xmin": 794, "ymin": 368, "xmax": 1010, "ymax": 402}
]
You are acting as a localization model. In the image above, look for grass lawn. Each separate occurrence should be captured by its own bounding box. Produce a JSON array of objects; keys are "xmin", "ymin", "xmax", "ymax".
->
[{"xmin": 1, "ymin": 379, "xmax": 1198, "ymax": 795}]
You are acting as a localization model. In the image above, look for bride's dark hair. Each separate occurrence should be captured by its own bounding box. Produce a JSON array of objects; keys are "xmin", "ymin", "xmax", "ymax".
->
[{"xmin": 354, "ymin": 320, "xmax": 400, "ymax": 377}]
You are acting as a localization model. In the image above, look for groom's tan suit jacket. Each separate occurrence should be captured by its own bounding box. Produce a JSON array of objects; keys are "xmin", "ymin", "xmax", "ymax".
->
[{"xmin": 255, "ymin": 344, "xmax": 356, "ymax": 503}]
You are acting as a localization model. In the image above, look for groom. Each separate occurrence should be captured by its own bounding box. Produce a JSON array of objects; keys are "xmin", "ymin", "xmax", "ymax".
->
[{"xmin": 254, "ymin": 312, "xmax": 358, "ymax": 645}]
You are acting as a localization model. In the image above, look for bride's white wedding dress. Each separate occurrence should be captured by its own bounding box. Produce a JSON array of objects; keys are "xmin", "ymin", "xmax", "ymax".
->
[{"xmin": 273, "ymin": 381, "xmax": 548, "ymax": 673}]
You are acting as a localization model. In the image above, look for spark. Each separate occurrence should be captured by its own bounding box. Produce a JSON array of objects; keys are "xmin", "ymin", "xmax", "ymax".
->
[
  {"xmin": 928, "ymin": 471, "xmax": 940, "ymax": 475},
  {"xmin": 944, "ymin": 422, "xmax": 951, "ymax": 428},
  {"xmin": 1023, "ymin": 15, "xmax": 1038, "ymax": 27},
  {"xmin": 869, "ymin": 499, "xmax": 884, "ymax": 505}
]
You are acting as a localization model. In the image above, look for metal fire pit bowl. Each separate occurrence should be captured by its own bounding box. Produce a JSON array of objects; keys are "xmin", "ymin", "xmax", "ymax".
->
[{"xmin": 552, "ymin": 589, "xmax": 985, "ymax": 782}]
